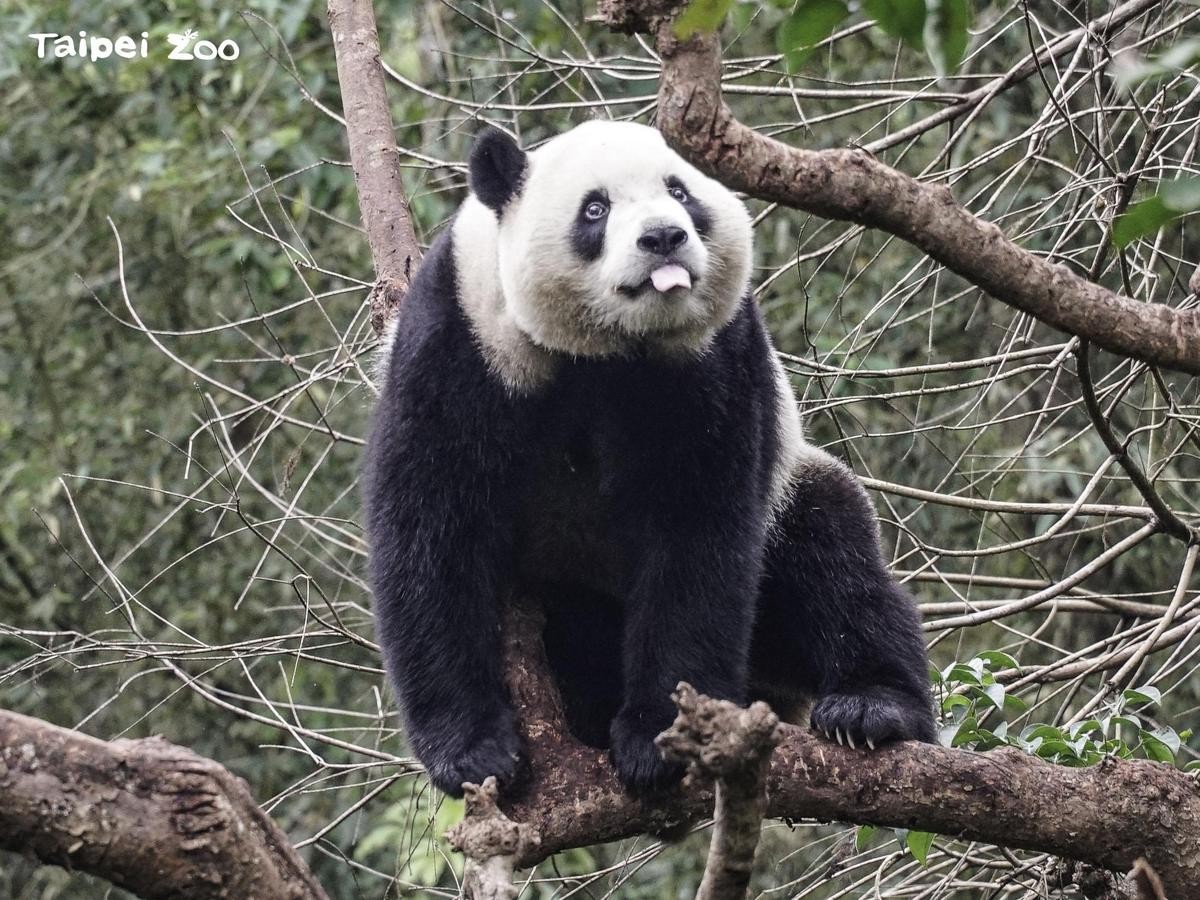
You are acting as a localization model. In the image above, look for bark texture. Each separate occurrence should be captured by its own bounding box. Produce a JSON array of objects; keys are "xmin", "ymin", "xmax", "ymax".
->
[
  {"xmin": 598, "ymin": 0, "xmax": 1200, "ymax": 376},
  {"xmin": 0, "ymin": 710, "xmax": 329, "ymax": 900},
  {"xmin": 327, "ymin": 0, "xmax": 421, "ymax": 331}
]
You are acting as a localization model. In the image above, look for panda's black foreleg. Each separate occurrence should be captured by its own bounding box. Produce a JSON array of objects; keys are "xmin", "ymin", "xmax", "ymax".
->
[
  {"xmin": 366, "ymin": 453, "xmax": 525, "ymax": 797},
  {"xmin": 364, "ymin": 309, "xmax": 532, "ymax": 798},
  {"xmin": 751, "ymin": 454, "xmax": 936, "ymax": 748}
]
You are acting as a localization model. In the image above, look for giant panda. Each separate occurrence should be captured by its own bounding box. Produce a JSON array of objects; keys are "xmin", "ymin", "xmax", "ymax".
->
[{"xmin": 363, "ymin": 120, "xmax": 935, "ymax": 797}]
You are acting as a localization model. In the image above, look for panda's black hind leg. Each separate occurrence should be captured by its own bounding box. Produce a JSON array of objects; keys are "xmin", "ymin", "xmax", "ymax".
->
[{"xmin": 750, "ymin": 451, "xmax": 936, "ymax": 748}]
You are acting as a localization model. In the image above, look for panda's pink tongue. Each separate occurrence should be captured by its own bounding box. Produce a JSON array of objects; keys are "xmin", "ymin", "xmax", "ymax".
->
[{"xmin": 650, "ymin": 264, "xmax": 692, "ymax": 293}]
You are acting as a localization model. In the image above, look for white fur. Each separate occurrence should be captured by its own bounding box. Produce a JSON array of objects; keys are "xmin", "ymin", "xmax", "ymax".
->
[
  {"xmin": 453, "ymin": 197, "xmax": 559, "ymax": 391},
  {"xmin": 456, "ymin": 121, "xmax": 753, "ymax": 386}
]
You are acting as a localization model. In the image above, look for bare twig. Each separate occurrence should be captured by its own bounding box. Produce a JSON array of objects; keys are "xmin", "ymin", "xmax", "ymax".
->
[{"xmin": 1131, "ymin": 857, "xmax": 1170, "ymax": 900}]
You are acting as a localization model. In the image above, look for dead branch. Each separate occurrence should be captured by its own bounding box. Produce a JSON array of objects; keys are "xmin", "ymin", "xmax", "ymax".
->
[
  {"xmin": 598, "ymin": 0, "xmax": 1200, "ymax": 376},
  {"xmin": 0, "ymin": 710, "xmax": 329, "ymax": 900},
  {"xmin": 657, "ymin": 684, "xmax": 782, "ymax": 900},
  {"xmin": 445, "ymin": 777, "xmax": 539, "ymax": 900},
  {"xmin": 327, "ymin": 0, "xmax": 422, "ymax": 331}
]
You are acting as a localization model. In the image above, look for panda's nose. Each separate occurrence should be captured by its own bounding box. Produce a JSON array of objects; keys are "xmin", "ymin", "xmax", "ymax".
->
[{"xmin": 637, "ymin": 226, "xmax": 688, "ymax": 256}]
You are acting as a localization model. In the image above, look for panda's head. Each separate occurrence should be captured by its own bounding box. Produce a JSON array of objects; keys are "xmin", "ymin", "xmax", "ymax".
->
[{"xmin": 467, "ymin": 121, "xmax": 752, "ymax": 357}]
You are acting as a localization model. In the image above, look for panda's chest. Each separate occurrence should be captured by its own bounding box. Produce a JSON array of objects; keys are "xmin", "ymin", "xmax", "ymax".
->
[{"xmin": 514, "ymin": 420, "xmax": 628, "ymax": 594}]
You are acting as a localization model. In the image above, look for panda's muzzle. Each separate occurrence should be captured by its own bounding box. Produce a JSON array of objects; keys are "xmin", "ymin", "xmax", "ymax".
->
[{"xmin": 620, "ymin": 225, "xmax": 696, "ymax": 297}]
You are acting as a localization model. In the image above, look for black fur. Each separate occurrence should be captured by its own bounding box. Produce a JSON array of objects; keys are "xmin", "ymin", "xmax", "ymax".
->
[
  {"xmin": 667, "ymin": 175, "xmax": 712, "ymax": 237},
  {"xmin": 364, "ymin": 226, "xmax": 934, "ymax": 799},
  {"xmin": 469, "ymin": 127, "xmax": 528, "ymax": 213}
]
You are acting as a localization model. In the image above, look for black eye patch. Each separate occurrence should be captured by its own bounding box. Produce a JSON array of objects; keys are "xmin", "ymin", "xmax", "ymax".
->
[
  {"xmin": 571, "ymin": 189, "xmax": 609, "ymax": 262},
  {"xmin": 666, "ymin": 176, "xmax": 712, "ymax": 238}
]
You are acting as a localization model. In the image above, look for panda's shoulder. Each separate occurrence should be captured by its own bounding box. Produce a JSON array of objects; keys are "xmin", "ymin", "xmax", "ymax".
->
[
  {"xmin": 705, "ymin": 295, "xmax": 773, "ymax": 375},
  {"xmin": 376, "ymin": 225, "xmax": 489, "ymax": 392}
]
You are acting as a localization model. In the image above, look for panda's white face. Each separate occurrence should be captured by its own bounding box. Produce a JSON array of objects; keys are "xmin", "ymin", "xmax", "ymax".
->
[{"xmin": 459, "ymin": 122, "xmax": 753, "ymax": 364}]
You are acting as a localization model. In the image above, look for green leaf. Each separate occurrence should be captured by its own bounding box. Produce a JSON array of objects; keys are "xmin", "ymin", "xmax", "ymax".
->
[
  {"xmin": 945, "ymin": 662, "xmax": 982, "ymax": 686},
  {"xmin": 1003, "ymin": 693, "xmax": 1029, "ymax": 715},
  {"xmin": 777, "ymin": 0, "xmax": 850, "ymax": 73},
  {"xmin": 941, "ymin": 693, "xmax": 971, "ymax": 713},
  {"xmin": 856, "ymin": 824, "xmax": 877, "ymax": 851},
  {"xmin": 981, "ymin": 682, "xmax": 1005, "ymax": 711},
  {"xmin": 864, "ymin": 0, "xmax": 925, "ymax": 47},
  {"xmin": 907, "ymin": 829, "xmax": 935, "ymax": 865},
  {"xmin": 923, "ymin": 0, "xmax": 970, "ymax": 75},
  {"xmin": 1149, "ymin": 726, "xmax": 1182, "ymax": 754},
  {"xmin": 674, "ymin": 0, "xmax": 736, "ymax": 39},
  {"xmin": 976, "ymin": 650, "xmax": 1019, "ymax": 671},
  {"xmin": 1141, "ymin": 732, "xmax": 1176, "ymax": 763},
  {"xmin": 1123, "ymin": 685, "xmax": 1162, "ymax": 707},
  {"xmin": 950, "ymin": 715, "xmax": 981, "ymax": 747},
  {"xmin": 1023, "ymin": 724, "xmax": 1065, "ymax": 742},
  {"xmin": 1112, "ymin": 177, "xmax": 1200, "ymax": 248}
]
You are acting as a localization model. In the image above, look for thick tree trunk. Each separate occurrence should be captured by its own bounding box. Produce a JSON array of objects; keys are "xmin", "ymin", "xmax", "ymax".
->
[{"xmin": 0, "ymin": 711, "xmax": 329, "ymax": 900}]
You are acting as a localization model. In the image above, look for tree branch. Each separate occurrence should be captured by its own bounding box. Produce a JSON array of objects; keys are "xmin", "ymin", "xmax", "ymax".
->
[
  {"xmin": 0, "ymin": 710, "xmax": 329, "ymax": 900},
  {"xmin": 656, "ymin": 684, "xmax": 782, "ymax": 900},
  {"xmin": 599, "ymin": 0, "xmax": 1200, "ymax": 376},
  {"xmin": 327, "ymin": 0, "xmax": 422, "ymax": 332},
  {"xmin": 498, "ymin": 596, "xmax": 1200, "ymax": 896},
  {"xmin": 446, "ymin": 777, "xmax": 539, "ymax": 900}
]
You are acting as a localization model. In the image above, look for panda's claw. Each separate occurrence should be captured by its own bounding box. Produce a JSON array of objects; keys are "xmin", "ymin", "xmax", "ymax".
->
[{"xmin": 810, "ymin": 687, "xmax": 937, "ymax": 750}]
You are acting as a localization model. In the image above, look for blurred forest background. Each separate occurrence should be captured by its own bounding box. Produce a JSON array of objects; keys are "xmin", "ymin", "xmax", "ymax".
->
[{"xmin": 2, "ymin": 0, "xmax": 1199, "ymax": 896}]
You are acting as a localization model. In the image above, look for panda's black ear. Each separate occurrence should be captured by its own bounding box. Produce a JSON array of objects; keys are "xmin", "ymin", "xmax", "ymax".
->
[{"xmin": 469, "ymin": 127, "xmax": 527, "ymax": 214}]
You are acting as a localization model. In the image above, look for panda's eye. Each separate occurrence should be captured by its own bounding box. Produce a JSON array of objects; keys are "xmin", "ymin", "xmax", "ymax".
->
[
  {"xmin": 669, "ymin": 185, "xmax": 688, "ymax": 203},
  {"xmin": 584, "ymin": 200, "xmax": 608, "ymax": 221}
]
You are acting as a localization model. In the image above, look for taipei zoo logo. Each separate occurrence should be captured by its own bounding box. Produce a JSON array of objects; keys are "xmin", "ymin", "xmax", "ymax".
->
[{"xmin": 29, "ymin": 28, "xmax": 240, "ymax": 63}]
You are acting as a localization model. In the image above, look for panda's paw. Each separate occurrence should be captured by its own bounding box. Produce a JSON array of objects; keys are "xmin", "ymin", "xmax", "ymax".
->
[
  {"xmin": 810, "ymin": 687, "xmax": 935, "ymax": 750},
  {"xmin": 609, "ymin": 708, "xmax": 685, "ymax": 795},
  {"xmin": 424, "ymin": 719, "xmax": 524, "ymax": 798}
]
